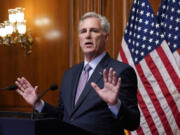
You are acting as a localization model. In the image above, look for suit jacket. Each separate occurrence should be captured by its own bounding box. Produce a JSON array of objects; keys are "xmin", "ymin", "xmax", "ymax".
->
[{"xmin": 42, "ymin": 53, "xmax": 140, "ymax": 135}]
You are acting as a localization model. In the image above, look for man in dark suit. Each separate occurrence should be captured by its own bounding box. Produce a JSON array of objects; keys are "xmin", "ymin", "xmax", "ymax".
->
[{"xmin": 15, "ymin": 12, "xmax": 140, "ymax": 135}]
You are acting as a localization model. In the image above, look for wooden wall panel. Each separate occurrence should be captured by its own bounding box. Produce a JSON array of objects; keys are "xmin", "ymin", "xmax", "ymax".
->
[
  {"xmin": 0, "ymin": 0, "xmax": 161, "ymax": 112},
  {"xmin": 0, "ymin": 0, "xmax": 70, "ymax": 111}
]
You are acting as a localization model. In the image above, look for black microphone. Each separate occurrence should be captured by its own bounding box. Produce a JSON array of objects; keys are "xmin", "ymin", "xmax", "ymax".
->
[
  {"xmin": 0, "ymin": 85, "xmax": 18, "ymax": 90},
  {"xmin": 31, "ymin": 84, "xmax": 58, "ymax": 120}
]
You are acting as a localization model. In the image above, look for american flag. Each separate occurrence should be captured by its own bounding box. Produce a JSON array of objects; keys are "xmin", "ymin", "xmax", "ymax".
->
[
  {"xmin": 157, "ymin": 0, "xmax": 180, "ymax": 69},
  {"xmin": 117, "ymin": 0, "xmax": 180, "ymax": 134}
]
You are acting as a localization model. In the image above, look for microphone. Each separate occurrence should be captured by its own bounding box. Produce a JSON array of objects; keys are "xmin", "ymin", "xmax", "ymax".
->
[
  {"xmin": 0, "ymin": 85, "xmax": 18, "ymax": 90},
  {"xmin": 31, "ymin": 84, "xmax": 58, "ymax": 120}
]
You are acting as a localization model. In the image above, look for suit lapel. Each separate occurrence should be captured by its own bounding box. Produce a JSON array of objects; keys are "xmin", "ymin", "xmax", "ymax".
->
[
  {"xmin": 70, "ymin": 63, "xmax": 84, "ymax": 111},
  {"xmin": 71, "ymin": 54, "xmax": 111, "ymax": 114}
]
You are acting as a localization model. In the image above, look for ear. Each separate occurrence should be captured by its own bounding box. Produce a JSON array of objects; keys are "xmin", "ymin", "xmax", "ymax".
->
[{"xmin": 105, "ymin": 33, "xmax": 109, "ymax": 42}]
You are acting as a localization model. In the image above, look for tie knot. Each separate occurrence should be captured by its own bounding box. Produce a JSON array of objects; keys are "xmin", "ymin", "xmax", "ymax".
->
[{"xmin": 84, "ymin": 64, "xmax": 91, "ymax": 72}]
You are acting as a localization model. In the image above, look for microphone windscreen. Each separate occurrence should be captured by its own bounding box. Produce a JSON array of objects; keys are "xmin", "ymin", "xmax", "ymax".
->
[
  {"xmin": 8, "ymin": 85, "xmax": 18, "ymax": 90},
  {"xmin": 49, "ymin": 84, "xmax": 58, "ymax": 91}
]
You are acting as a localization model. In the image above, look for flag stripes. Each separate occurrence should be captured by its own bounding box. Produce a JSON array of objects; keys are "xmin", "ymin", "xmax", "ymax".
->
[{"xmin": 119, "ymin": 40, "xmax": 180, "ymax": 134}]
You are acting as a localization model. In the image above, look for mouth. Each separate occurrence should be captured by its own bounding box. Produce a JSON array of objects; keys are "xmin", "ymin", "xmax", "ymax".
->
[{"xmin": 85, "ymin": 42, "xmax": 93, "ymax": 46}]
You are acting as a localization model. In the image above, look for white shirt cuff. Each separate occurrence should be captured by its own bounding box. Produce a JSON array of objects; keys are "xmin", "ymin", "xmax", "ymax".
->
[
  {"xmin": 108, "ymin": 99, "xmax": 121, "ymax": 117},
  {"xmin": 36, "ymin": 100, "xmax": 45, "ymax": 112}
]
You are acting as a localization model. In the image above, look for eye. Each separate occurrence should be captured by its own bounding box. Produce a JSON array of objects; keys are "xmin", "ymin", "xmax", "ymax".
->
[
  {"xmin": 91, "ymin": 28, "xmax": 99, "ymax": 33},
  {"xmin": 80, "ymin": 29, "xmax": 87, "ymax": 34}
]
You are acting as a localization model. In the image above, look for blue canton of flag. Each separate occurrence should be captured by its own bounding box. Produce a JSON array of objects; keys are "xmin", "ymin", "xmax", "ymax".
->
[
  {"xmin": 157, "ymin": 0, "xmax": 180, "ymax": 68},
  {"xmin": 124, "ymin": 0, "xmax": 164, "ymax": 65}
]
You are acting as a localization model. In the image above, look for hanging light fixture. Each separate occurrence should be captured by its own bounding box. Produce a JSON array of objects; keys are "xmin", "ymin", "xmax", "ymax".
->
[{"xmin": 0, "ymin": 7, "xmax": 33, "ymax": 54}]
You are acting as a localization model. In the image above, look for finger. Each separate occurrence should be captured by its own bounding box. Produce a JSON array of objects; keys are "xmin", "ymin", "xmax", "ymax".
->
[
  {"xmin": 108, "ymin": 68, "xmax": 113, "ymax": 83},
  {"xmin": 34, "ymin": 86, "xmax": 39, "ymax": 95},
  {"xmin": 112, "ymin": 71, "xmax": 117, "ymax": 85},
  {"xmin": 16, "ymin": 89, "xmax": 24, "ymax": 96},
  {"xmin": 17, "ymin": 77, "xmax": 27, "ymax": 89},
  {"xmin": 21, "ymin": 77, "xmax": 32, "ymax": 88},
  {"xmin": 103, "ymin": 69, "xmax": 108, "ymax": 82},
  {"xmin": 15, "ymin": 81, "xmax": 25, "ymax": 92},
  {"xmin": 115, "ymin": 78, "xmax": 122, "ymax": 90},
  {"xmin": 91, "ymin": 82, "xmax": 101, "ymax": 93}
]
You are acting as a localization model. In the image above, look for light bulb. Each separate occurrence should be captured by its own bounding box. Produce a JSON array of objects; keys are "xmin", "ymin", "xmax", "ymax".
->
[
  {"xmin": 17, "ymin": 20, "xmax": 26, "ymax": 34},
  {"xmin": 0, "ymin": 23, "xmax": 7, "ymax": 37},
  {"xmin": 16, "ymin": 7, "xmax": 25, "ymax": 22},
  {"xmin": 8, "ymin": 9, "xmax": 17, "ymax": 23},
  {"xmin": 4, "ymin": 21, "xmax": 13, "ymax": 35}
]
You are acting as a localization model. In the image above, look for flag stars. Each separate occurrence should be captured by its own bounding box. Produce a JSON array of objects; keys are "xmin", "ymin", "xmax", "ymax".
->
[
  {"xmin": 136, "ymin": 42, "xmax": 140, "ymax": 47},
  {"xmin": 144, "ymin": 28, "xmax": 148, "ymax": 33},
  {"xmin": 160, "ymin": 34, "xmax": 164, "ymax": 38},
  {"xmin": 128, "ymin": 39, "xmax": 131, "ymax": 43},
  {"xmin": 176, "ymin": 18, "xmax": 180, "ymax": 23},
  {"xmin": 139, "ymin": 19, "xmax": 143, "ymax": 23},
  {"xmin": 162, "ymin": 5, "xmax": 166, "ymax": 9},
  {"xmin": 132, "ymin": 8, "xmax": 135, "ymax": 12},
  {"xmin": 146, "ymin": 12, "xmax": 150, "ymax": 17},
  {"xmin": 131, "ymin": 16, "xmax": 135, "ymax": 20},
  {"xmin": 150, "ymin": 30, "xmax": 154, "ymax": 35},
  {"xmin": 130, "ymin": 24, "xmax": 133, "ymax": 28},
  {"xmin": 169, "ymin": 25, "xmax": 173, "ymax": 30},
  {"xmin": 125, "ymin": 29, "xmax": 128, "ymax": 34},
  {"xmin": 131, "ymin": 48, "xmax": 135, "ymax": 52},
  {"xmin": 143, "ymin": 36, "xmax": 147, "ymax": 41},
  {"xmin": 137, "ymin": 35, "xmax": 141, "ymax": 39},
  {"xmin": 168, "ymin": 33, "xmax": 172, "ymax": 38},
  {"xmin": 135, "ymin": 58, "xmax": 138, "ymax": 62},
  {"xmin": 156, "ymin": 32, "xmax": 159, "ymax": 36},
  {"xmin": 175, "ymin": 27, "xmax": 179, "ymax": 31},
  {"xmin": 140, "ymin": 10, "xmax": 144, "ymax": 15},
  {"xmin": 145, "ymin": 20, "xmax": 149, "ymax": 25},
  {"xmin": 138, "ymin": 26, "xmax": 142, "ymax": 31},
  {"xmin": 155, "ymin": 24, "xmax": 159, "ymax": 28},
  {"xmin": 173, "ymin": 44, "xmax": 177, "ymax": 48},
  {"xmin": 141, "ymin": 2, "xmax": 145, "ymax": 7},
  {"xmin": 151, "ymin": 22, "xmax": 155, "ymax": 27},
  {"xmin": 149, "ymin": 38, "xmax": 153, "ymax": 43},
  {"xmin": 147, "ymin": 46, "xmax": 152, "ymax": 50},
  {"xmin": 171, "ymin": 8, "xmax": 175, "ymax": 12},
  {"xmin": 136, "ymin": 17, "xmax": 139, "ymax": 22},
  {"xmin": 170, "ymin": 16, "xmax": 174, "ymax": 21},
  {"xmin": 142, "ymin": 44, "xmax": 146, "ymax": 48},
  {"xmin": 174, "ymin": 35, "xmax": 178, "ymax": 40},
  {"xmin": 133, "ymin": 41, "xmax": 135, "ymax": 45},
  {"xmin": 177, "ymin": 9, "xmax": 180, "ymax": 14},
  {"xmin": 135, "ymin": 50, "xmax": 139, "ymax": 54},
  {"xmin": 155, "ymin": 40, "xmax": 159, "ymax": 45},
  {"xmin": 140, "ymin": 52, "xmax": 144, "ymax": 56},
  {"xmin": 161, "ymin": 13, "xmax": 165, "ymax": 18},
  {"xmin": 129, "ymin": 31, "xmax": 132, "ymax": 36}
]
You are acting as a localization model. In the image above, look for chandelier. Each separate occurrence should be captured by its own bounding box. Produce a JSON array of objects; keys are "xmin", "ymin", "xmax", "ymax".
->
[{"xmin": 0, "ymin": 7, "xmax": 33, "ymax": 54}]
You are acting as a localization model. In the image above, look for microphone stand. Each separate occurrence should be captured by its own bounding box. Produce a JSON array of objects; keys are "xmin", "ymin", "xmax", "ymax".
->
[{"xmin": 31, "ymin": 85, "xmax": 58, "ymax": 120}]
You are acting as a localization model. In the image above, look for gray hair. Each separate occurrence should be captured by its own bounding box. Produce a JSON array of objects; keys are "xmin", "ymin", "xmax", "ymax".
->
[{"xmin": 78, "ymin": 12, "xmax": 110, "ymax": 35}]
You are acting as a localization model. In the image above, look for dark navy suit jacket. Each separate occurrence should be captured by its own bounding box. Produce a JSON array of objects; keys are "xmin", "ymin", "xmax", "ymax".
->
[{"xmin": 42, "ymin": 53, "xmax": 140, "ymax": 135}]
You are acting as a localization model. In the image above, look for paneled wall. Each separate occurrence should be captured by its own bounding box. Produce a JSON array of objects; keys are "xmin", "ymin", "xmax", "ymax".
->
[{"xmin": 0, "ymin": 0, "xmax": 161, "ymax": 112}]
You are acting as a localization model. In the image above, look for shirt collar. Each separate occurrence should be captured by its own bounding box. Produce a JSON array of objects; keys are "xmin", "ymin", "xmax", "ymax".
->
[{"xmin": 84, "ymin": 51, "xmax": 106, "ymax": 70}]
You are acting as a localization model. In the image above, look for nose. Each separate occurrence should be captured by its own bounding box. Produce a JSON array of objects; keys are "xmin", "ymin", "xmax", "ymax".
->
[{"xmin": 85, "ymin": 31, "xmax": 91, "ymax": 39}]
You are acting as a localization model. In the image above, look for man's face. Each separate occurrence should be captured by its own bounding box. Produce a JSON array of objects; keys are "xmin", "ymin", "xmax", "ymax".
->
[{"xmin": 79, "ymin": 17, "xmax": 108, "ymax": 60}]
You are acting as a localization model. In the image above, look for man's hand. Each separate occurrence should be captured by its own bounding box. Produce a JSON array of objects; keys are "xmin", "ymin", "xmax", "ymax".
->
[
  {"xmin": 91, "ymin": 67, "xmax": 121, "ymax": 106},
  {"xmin": 15, "ymin": 77, "xmax": 40, "ymax": 107}
]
